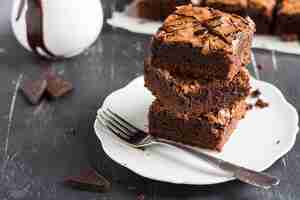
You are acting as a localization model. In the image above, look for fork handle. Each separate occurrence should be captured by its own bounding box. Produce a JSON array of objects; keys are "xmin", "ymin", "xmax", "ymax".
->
[{"xmin": 156, "ymin": 138, "xmax": 280, "ymax": 189}]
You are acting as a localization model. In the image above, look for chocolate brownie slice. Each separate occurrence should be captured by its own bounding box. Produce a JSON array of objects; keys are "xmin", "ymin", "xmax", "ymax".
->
[
  {"xmin": 150, "ymin": 5, "xmax": 255, "ymax": 81},
  {"xmin": 247, "ymin": 0, "xmax": 276, "ymax": 34},
  {"xmin": 276, "ymin": 0, "xmax": 300, "ymax": 39},
  {"xmin": 144, "ymin": 61, "xmax": 251, "ymax": 114},
  {"xmin": 204, "ymin": 0, "xmax": 275, "ymax": 34},
  {"xmin": 137, "ymin": 0, "xmax": 190, "ymax": 21},
  {"xmin": 205, "ymin": 0, "xmax": 247, "ymax": 16},
  {"xmin": 148, "ymin": 99, "xmax": 247, "ymax": 151}
]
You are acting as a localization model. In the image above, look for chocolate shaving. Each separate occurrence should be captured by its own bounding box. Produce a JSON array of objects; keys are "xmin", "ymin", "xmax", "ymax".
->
[
  {"xmin": 20, "ymin": 79, "xmax": 47, "ymax": 105},
  {"xmin": 64, "ymin": 168, "xmax": 111, "ymax": 193},
  {"xmin": 251, "ymin": 89, "xmax": 261, "ymax": 98},
  {"xmin": 255, "ymin": 98, "xmax": 269, "ymax": 109}
]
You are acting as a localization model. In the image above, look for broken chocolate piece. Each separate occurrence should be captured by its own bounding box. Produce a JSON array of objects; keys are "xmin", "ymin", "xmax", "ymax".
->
[
  {"xmin": 46, "ymin": 74, "xmax": 73, "ymax": 98},
  {"xmin": 255, "ymin": 98, "xmax": 269, "ymax": 109},
  {"xmin": 251, "ymin": 89, "xmax": 261, "ymax": 98},
  {"xmin": 20, "ymin": 79, "xmax": 47, "ymax": 105},
  {"xmin": 64, "ymin": 168, "xmax": 111, "ymax": 193}
]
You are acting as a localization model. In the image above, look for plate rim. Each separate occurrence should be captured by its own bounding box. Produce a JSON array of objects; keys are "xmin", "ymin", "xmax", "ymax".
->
[{"xmin": 94, "ymin": 76, "xmax": 299, "ymax": 185}]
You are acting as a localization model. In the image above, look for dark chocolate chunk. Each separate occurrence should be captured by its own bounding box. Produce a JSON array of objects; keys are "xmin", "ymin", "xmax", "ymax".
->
[
  {"xmin": 251, "ymin": 89, "xmax": 261, "ymax": 98},
  {"xmin": 46, "ymin": 74, "xmax": 73, "ymax": 98},
  {"xmin": 20, "ymin": 79, "xmax": 47, "ymax": 105},
  {"xmin": 255, "ymin": 98, "xmax": 269, "ymax": 109},
  {"xmin": 64, "ymin": 168, "xmax": 111, "ymax": 193}
]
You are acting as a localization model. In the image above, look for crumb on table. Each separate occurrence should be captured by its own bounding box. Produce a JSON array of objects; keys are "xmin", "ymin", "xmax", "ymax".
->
[
  {"xmin": 257, "ymin": 64, "xmax": 263, "ymax": 70},
  {"xmin": 251, "ymin": 89, "xmax": 261, "ymax": 98},
  {"xmin": 246, "ymin": 103, "xmax": 253, "ymax": 110},
  {"xmin": 255, "ymin": 98, "xmax": 269, "ymax": 109}
]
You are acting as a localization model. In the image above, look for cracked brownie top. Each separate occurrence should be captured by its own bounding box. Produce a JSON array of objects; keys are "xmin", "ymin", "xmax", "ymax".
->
[{"xmin": 155, "ymin": 5, "xmax": 255, "ymax": 55}]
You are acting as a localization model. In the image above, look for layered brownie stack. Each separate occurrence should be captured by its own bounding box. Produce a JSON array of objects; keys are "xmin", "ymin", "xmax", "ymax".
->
[{"xmin": 144, "ymin": 5, "xmax": 255, "ymax": 151}]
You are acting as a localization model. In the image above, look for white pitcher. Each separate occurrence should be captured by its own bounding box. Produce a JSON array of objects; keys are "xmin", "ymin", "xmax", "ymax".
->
[{"xmin": 11, "ymin": 0, "xmax": 103, "ymax": 59}]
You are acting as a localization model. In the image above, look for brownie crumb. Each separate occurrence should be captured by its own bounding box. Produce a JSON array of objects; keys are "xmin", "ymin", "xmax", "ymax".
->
[
  {"xmin": 64, "ymin": 168, "xmax": 111, "ymax": 193},
  {"xmin": 246, "ymin": 103, "xmax": 253, "ymax": 111},
  {"xmin": 251, "ymin": 89, "xmax": 261, "ymax": 98},
  {"xmin": 255, "ymin": 98, "xmax": 269, "ymax": 109},
  {"xmin": 257, "ymin": 64, "xmax": 263, "ymax": 70},
  {"xmin": 281, "ymin": 33, "xmax": 298, "ymax": 41}
]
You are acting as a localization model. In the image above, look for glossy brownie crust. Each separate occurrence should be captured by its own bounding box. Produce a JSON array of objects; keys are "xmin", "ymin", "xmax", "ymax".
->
[
  {"xmin": 144, "ymin": 62, "xmax": 251, "ymax": 114},
  {"xmin": 150, "ymin": 5, "xmax": 255, "ymax": 81},
  {"xmin": 148, "ymin": 99, "xmax": 247, "ymax": 151},
  {"xmin": 276, "ymin": 0, "xmax": 300, "ymax": 37}
]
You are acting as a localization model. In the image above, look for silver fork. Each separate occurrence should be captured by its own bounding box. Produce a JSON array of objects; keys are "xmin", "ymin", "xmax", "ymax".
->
[{"xmin": 97, "ymin": 108, "xmax": 280, "ymax": 189}]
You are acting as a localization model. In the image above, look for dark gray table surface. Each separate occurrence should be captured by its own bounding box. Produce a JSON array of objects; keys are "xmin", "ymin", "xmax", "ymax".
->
[{"xmin": 1, "ymin": 1, "xmax": 300, "ymax": 199}]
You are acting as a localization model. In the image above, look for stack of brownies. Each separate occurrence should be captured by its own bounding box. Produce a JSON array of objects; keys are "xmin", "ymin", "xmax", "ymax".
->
[{"xmin": 144, "ymin": 5, "xmax": 255, "ymax": 151}]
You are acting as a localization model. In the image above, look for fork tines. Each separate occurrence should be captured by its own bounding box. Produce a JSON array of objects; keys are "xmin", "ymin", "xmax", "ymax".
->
[
  {"xmin": 106, "ymin": 109, "xmax": 139, "ymax": 132},
  {"xmin": 98, "ymin": 110, "xmax": 131, "ymax": 141},
  {"xmin": 97, "ymin": 108, "xmax": 149, "ymax": 145}
]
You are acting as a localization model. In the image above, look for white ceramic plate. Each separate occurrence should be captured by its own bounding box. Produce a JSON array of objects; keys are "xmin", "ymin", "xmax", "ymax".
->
[
  {"xmin": 106, "ymin": 1, "xmax": 300, "ymax": 55},
  {"xmin": 94, "ymin": 76, "xmax": 299, "ymax": 185}
]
